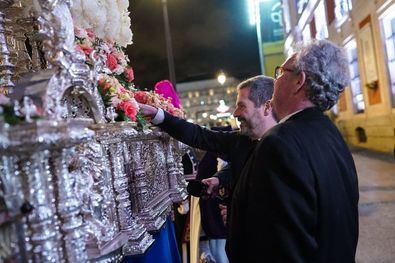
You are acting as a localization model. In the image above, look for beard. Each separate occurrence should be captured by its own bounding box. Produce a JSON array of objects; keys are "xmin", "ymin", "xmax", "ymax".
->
[{"xmin": 238, "ymin": 118, "xmax": 253, "ymax": 137}]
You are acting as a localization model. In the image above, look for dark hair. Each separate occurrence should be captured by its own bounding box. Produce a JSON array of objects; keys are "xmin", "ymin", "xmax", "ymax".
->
[{"xmin": 237, "ymin": 75, "xmax": 274, "ymax": 107}]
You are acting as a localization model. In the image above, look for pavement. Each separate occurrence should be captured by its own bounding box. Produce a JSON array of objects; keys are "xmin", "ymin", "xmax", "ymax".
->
[{"xmin": 353, "ymin": 149, "xmax": 395, "ymax": 263}]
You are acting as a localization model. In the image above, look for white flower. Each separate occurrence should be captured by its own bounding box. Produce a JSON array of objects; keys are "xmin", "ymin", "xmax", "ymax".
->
[
  {"xmin": 110, "ymin": 96, "xmax": 122, "ymax": 108},
  {"xmin": 113, "ymin": 65, "xmax": 124, "ymax": 75},
  {"xmin": 71, "ymin": 0, "xmax": 133, "ymax": 47},
  {"xmin": 100, "ymin": 42, "xmax": 112, "ymax": 54}
]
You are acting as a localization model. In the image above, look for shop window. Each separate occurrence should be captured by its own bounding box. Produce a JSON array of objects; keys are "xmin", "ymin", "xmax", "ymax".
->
[
  {"xmin": 345, "ymin": 39, "xmax": 365, "ymax": 113},
  {"xmin": 283, "ymin": 0, "xmax": 292, "ymax": 33},
  {"xmin": 355, "ymin": 127, "xmax": 367, "ymax": 143},
  {"xmin": 314, "ymin": 1, "xmax": 328, "ymax": 39},
  {"xmin": 334, "ymin": 0, "xmax": 352, "ymax": 24},
  {"xmin": 380, "ymin": 4, "xmax": 395, "ymax": 107},
  {"xmin": 296, "ymin": 0, "xmax": 309, "ymax": 15},
  {"xmin": 302, "ymin": 24, "xmax": 311, "ymax": 42}
]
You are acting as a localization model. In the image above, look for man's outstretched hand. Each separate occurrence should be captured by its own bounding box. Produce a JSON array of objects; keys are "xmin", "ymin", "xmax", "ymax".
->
[{"xmin": 138, "ymin": 103, "xmax": 158, "ymax": 119}]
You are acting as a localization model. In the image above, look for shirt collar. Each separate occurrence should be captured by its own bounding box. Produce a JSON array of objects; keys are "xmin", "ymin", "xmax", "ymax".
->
[{"xmin": 278, "ymin": 109, "xmax": 304, "ymax": 124}]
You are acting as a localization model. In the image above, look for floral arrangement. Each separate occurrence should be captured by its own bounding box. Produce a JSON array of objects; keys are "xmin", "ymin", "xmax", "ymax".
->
[
  {"xmin": 75, "ymin": 27, "xmax": 142, "ymax": 124},
  {"xmin": 71, "ymin": 0, "xmax": 133, "ymax": 47},
  {"xmin": 134, "ymin": 91, "xmax": 184, "ymax": 118},
  {"xmin": 74, "ymin": 27, "xmax": 135, "ymax": 88},
  {"xmin": 75, "ymin": 27, "xmax": 184, "ymax": 125},
  {"xmin": 97, "ymin": 74, "xmax": 140, "ymax": 122}
]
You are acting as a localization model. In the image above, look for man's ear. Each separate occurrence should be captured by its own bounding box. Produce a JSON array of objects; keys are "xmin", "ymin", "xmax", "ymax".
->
[
  {"xmin": 263, "ymin": 100, "xmax": 272, "ymax": 116},
  {"xmin": 294, "ymin": 71, "xmax": 306, "ymax": 94}
]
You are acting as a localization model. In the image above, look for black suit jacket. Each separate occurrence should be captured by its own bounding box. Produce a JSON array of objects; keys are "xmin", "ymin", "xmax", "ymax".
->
[
  {"xmin": 229, "ymin": 107, "xmax": 359, "ymax": 263},
  {"xmin": 158, "ymin": 111, "xmax": 257, "ymax": 188}
]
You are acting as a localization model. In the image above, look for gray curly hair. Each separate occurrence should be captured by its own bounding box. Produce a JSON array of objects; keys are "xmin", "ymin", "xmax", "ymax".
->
[
  {"xmin": 293, "ymin": 40, "xmax": 350, "ymax": 111},
  {"xmin": 237, "ymin": 75, "xmax": 274, "ymax": 107}
]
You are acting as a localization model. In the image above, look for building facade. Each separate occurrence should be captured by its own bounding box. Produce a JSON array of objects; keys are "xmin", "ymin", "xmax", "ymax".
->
[
  {"xmin": 176, "ymin": 77, "xmax": 239, "ymax": 127},
  {"xmin": 282, "ymin": 0, "xmax": 395, "ymax": 155}
]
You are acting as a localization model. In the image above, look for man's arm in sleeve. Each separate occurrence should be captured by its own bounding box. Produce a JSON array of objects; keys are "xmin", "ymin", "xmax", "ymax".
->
[
  {"xmin": 245, "ymin": 135, "xmax": 318, "ymax": 262},
  {"xmin": 213, "ymin": 163, "xmax": 232, "ymax": 188},
  {"xmin": 156, "ymin": 110, "xmax": 237, "ymax": 155}
]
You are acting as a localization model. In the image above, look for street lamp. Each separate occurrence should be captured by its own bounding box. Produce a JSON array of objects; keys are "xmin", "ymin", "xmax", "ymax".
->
[
  {"xmin": 247, "ymin": 0, "xmax": 267, "ymax": 75},
  {"xmin": 217, "ymin": 71, "xmax": 226, "ymax": 85},
  {"xmin": 161, "ymin": 0, "xmax": 177, "ymax": 89}
]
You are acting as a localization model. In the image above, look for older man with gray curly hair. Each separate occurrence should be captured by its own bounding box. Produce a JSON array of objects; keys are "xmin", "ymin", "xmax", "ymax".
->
[{"xmin": 227, "ymin": 40, "xmax": 359, "ymax": 263}]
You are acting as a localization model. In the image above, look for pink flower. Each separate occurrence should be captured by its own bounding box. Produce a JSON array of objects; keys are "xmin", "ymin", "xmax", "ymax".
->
[
  {"xmin": 118, "ymin": 86, "xmax": 126, "ymax": 94},
  {"xmin": 119, "ymin": 100, "xmax": 138, "ymax": 121},
  {"xmin": 124, "ymin": 67, "xmax": 134, "ymax": 82},
  {"xmin": 86, "ymin": 28, "xmax": 95, "ymax": 39},
  {"xmin": 75, "ymin": 27, "xmax": 88, "ymax": 39},
  {"xmin": 82, "ymin": 47, "xmax": 94, "ymax": 57},
  {"xmin": 106, "ymin": 54, "xmax": 118, "ymax": 71}
]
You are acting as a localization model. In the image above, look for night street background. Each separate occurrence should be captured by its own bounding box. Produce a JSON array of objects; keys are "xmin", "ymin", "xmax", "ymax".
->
[{"xmin": 127, "ymin": 0, "xmax": 261, "ymax": 90}]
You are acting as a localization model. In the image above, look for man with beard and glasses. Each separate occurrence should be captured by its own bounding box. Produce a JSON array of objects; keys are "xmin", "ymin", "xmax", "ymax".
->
[
  {"xmin": 228, "ymin": 40, "xmax": 359, "ymax": 262},
  {"xmin": 138, "ymin": 75, "xmax": 277, "ymax": 195}
]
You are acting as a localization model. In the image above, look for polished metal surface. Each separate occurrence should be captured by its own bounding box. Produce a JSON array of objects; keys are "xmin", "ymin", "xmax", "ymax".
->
[{"xmin": 0, "ymin": 0, "xmax": 15, "ymax": 93}]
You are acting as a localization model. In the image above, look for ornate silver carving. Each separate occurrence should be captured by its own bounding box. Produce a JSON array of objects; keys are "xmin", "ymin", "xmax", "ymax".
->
[
  {"xmin": 0, "ymin": 155, "xmax": 26, "ymax": 262},
  {"xmin": 90, "ymin": 123, "xmax": 154, "ymax": 257},
  {"xmin": 0, "ymin": 0, "xmax": 191, "ymax": 261},
  {"xmin": 0, "ymin": 119, "xmax": 94, "ymax": 262},
  {"xmin": 24, "ymin": 17, "xmax": 43, "ymax": 71},
  {"xmin": 52, "ymin": 148, "xmax": 87, "ymax": 262},
  {"xmin": 23, "ymin": 150, "xmax": 62, "ymax": 262},
  {"xmin": 31, "ymin": 0, "xmax": 106, "ymax": 123},
  {"xmin": 5, "ymin": 1, "xmax": 31, "ymax": 78},
  {"xmin": 167, "ymin": 140, "xmax": 188, "ymax": 203},
  {"xmin": 0, "ymin": 0, "xmax": 15, "ymax": 93},
  {"xmin": 71, "ymin": 140, "xmax": 130, "ymax": 260}
]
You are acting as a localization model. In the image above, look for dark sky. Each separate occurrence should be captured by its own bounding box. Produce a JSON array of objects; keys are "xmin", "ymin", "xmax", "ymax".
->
[{"xmin": 127, "ymin": 0, "xmax": 261, "ymax": 90}]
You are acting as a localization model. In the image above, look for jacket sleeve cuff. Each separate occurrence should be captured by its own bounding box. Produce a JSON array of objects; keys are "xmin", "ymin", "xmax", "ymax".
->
[{"xmin": 151, "ymin": 108, "xmax": 165, "ymax": 125}]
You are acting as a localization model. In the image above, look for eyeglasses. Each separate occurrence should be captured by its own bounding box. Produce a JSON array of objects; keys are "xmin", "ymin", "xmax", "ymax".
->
[{"xmin": 274, "ymin": 66, "xmax": 296, "ymax": 79}]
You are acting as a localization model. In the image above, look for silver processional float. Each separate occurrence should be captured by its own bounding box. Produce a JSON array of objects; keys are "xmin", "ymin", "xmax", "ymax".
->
[{"xmin": 0, "ymin": 0, "xmax": 192, "ymax": 261}]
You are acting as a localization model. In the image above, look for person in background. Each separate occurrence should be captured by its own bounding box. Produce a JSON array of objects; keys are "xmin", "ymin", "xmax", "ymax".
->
[
  {"xmin": 155, "ymin": 80, "xmax": 182, "ymax": 109},
  {"xmin": 228, "ymin": 39, "xmax": 359, "ymax": 262},
  {"xmin": 197, "ymin": 126, "xmax": 232, "ymax": 263}
]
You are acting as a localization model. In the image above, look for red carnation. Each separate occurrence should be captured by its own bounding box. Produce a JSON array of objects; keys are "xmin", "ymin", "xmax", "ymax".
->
[
  {"xmin": 124, "ymin": 67, "xmax": 135, "ymax": 82},
  {"xmin": 134, "ymin": 91, "xmax": 148, "ymax": 104},
  {"xmin": 106, "ymin": 54, "xmax": 118, "ymax": 71},
  {"xmin": 120, "ymin": 101, "xmax": 138, "ymax": 121}
]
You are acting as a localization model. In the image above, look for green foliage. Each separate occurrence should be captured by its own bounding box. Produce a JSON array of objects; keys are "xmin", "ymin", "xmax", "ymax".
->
[
  {"xmin": 2, "ymin": 105, "xmax": 22, "ymax": 125},
  {"xmin": 136, "ymin": 113, "xmax": 147, "ymax": 129}
]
